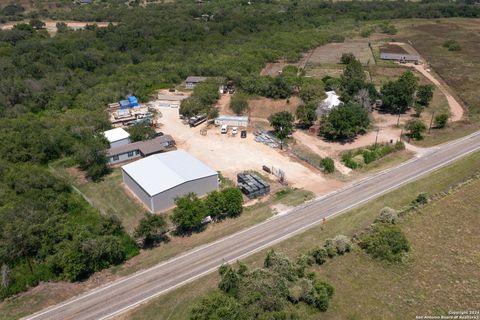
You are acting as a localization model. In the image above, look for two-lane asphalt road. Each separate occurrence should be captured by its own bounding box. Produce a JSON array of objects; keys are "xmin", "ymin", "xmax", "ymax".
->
[{"xmin": 26, "ymin": 131, "xmax": 480, "ymax": 320}]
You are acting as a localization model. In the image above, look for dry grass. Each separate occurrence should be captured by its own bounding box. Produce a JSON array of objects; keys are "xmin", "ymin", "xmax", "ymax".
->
[
  {"xmin": 398, "ymin": 19, "xmax": 480, "ymax": 117},
  {"xmin": 307, "ymin": 40, "xmax": 375, "ymax": 65},
  {"xmin": 124, "ymin": 151, "xmax": 480, "ymax": 320},
  {"xmin": 247, "ymin": 96, "xmax": 301, "ymax": 119}
]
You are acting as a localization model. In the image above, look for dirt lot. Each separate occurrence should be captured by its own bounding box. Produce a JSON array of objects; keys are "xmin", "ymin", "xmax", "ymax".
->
[
  {"xmin": 307, "ymin": 40, "xmax": 375, "ymax": 65},
  {"xmin": 0, "ymin": 20, "xmax": 114, "ymax": 35},
  {"xmin": 156, "ymin": 107, "xmax": 342, "ymax": 195},
  {"xmin": 248, "ymin": 96, "xmax": 301, "ymax": 119}
]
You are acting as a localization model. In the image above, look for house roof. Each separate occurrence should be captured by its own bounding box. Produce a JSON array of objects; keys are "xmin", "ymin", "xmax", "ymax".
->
[
  {"xmin": 185, "ymin": 76, "xmax": 207, "ymax": 83},
  {"xmin": 106, "ymin": 135, "xmax": 175, "ymax": 157},
  {"xmin": 104, "ymin": 128, "xmax": 130, "ymax": 143},
  {"xmin": 121, "ymin": 149, "xmax": 217, "ymax": 196},
  {"xmin": 322, "ymin": 91, "xmax": 342, "ymax": 109}
]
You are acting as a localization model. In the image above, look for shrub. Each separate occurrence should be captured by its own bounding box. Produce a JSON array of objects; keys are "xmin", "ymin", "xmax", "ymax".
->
[
  {"xmin": 413, "ymin": 192, "xmax": 429, "ymax": 205},
  {"xmin": 230, "ymin": 92, "xmax": 249, "ymax": 115},
  {"xmin": 443, "ymin": 39, "xmax": 461, "ymax": 51},
  {"xmin": 435, "ymin": 113, "xmax": 449, "ymax": 128},
  {"xmin": 332, "ymin": 235, "xmax": 352, "ymax": 254},
  {"xmin": 323, "ymin": 239, "xmax": 337, "ymax": 258},
  {"xmin": 320, "ymin": 157, "xmax": 335, "ymax": 173},
  {"xmin": 340, "ymin": 53, "xmax": 356, "ymax": 65},
  {"xmin": 309, "ymin": 247, "xmax": 328, "ymax": 265},
  {"xmin": 359, "ymin": 225, "xmax": 410, "ymax": 263},
  {"xmin": 376, "ymin": 207, "xmax": 398, "ymax": 224},
  {"xmin": 405, "ymin": 119, "xmax": 427, "ymax": 140}
]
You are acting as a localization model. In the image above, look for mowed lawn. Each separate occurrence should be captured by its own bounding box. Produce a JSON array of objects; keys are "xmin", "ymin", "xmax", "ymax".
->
[{"xmin": 124, "ymin": 151, "xmax": 480, "ymax": 320}]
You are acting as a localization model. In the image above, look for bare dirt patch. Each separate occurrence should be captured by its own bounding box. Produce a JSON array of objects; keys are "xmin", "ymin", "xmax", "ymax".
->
[
  {"xmin": 307, "ymin": 40, "xmax": 375, "ymax": 65},
  {"xmin": 156, "ymin": 107, "xmax": 339, "ymax": 194},
  {"xmin": 0, "ymin": 20, "xmax": 114, "ymax": 35},
  {"xmin": 248, "ymin": 96, "xmax": 301, "ymax": 119}
]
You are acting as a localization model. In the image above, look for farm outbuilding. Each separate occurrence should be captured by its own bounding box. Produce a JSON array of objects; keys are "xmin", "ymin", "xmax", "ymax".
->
[
  {"xmin": 121, "ymin": 150, "xmax": 218, "ymax": 212},
  {"xmin": 380, "ymin": 52, "xmax": 420, "ymax": 63},
  {"xmin": 104, "ymin": 128, "xmax": 131, "ymax": 148},
  {"xmin": 214, "ymin": 115, "xmax": 249, "ymax": 127},
  {"xmin": 185, "ymin": 76, "xmax": 207, "ymax": 89}
]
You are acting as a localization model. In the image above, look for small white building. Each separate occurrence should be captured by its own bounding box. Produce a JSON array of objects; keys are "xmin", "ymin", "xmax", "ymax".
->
[
  {"xmin": 214, "ymin": 115, "xmax": 249, "ymax": 127},
  {"xmin": 316, "ymin": 91, "xmax": 343, "ymax": 117},
  {"xmin": 122, "ymin": 150, "xmax": 218, "ymax": 212},
  {"xmin": 104, "ymin": 128, "xmax": 131, "ymax": 148}
]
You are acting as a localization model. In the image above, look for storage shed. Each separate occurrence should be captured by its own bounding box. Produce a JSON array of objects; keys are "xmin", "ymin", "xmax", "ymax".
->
[
  {"xmin": 214, "ymin": 115, "xmax": 249, "ymax": 127},
  {"xmin": 107, "ymin": 135, "xmax": 176, "ymax": 165},
  {"xmin": 104, "ymin": 128, "xmax": 131, "ymax": 148},
  {"xmin": 122, "ymin": 150, "xmax": 218, "ymax": 212},
  {"xmin": 185, "ymin": 76, "xmax": 207, "ymax": 89}
]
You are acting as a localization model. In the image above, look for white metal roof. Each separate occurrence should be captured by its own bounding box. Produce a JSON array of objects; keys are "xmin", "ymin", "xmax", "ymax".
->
[
  {"xmin": 322, "ymin": 91, "xmax": 342, "ymax": 109},
  {"xmin": 216, "ymin": 115, "xmax": 249, "ymax": 121},
  {"xmin": 104, "ymin": 128, "xmax": 130, "ymax": 143},
  {"xmin": 122, "ymin": 150, "xmax": 218, "ymax": 196}
]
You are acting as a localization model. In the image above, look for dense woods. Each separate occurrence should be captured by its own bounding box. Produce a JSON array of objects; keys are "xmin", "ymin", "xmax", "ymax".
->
[{"xmin": 1, "ymin": 0, "xmax": 479, "ymax": 299}]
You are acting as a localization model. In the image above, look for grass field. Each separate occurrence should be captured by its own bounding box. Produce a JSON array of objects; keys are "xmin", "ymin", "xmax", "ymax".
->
[
  {"xmin": 123, "ymin": 150, "xmax": 480, "ymax": 320},
  {"xmin": 50, "ymin": 161, "xmax": 147, "ymax": 233},
  {"xmin": 398, "ymin": 19, "xmax": 480, "ymax": 118}
]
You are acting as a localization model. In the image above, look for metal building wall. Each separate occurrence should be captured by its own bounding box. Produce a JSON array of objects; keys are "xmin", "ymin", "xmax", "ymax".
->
[
  {"xmin": 110, "ymin": 137, "xmax": 131, "ymax": 149},
  {"xmin": 151, "ymin": 174, "xmax": 218, "ymax": 212},
  {"xmin": 122, "ymin": 169, "xmax": 154, "ymax": 212}
]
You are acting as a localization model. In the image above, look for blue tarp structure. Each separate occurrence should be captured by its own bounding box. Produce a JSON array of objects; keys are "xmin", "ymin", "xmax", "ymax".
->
[{"xmin": 128, "ymin": 95, "xmax": 139, "ymax": 107}]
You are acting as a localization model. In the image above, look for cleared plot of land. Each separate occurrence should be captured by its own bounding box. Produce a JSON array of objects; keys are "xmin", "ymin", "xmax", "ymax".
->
[
  {"xmin": 307, "ymin": 40, "xmax": 375, "ymax": 65},
  {"xmin": 0, "ymin": 20, "xmax": 114, "ymax": 35},
  {"xmin": 399, "ymin": 19, "xmax": 480, "ymax": 117},
  {"xmin": 248, "ymin": 96, "xmax": 301, "ymax": 119},
  {"xmin": 122, "ymin": 151, "xmax": 480, "ymax": 320}
]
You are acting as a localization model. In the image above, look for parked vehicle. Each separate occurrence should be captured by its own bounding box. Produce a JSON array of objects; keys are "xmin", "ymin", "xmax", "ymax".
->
[
  {"xmin": 189, "ymin": 114, "xmax": 207, "ymax": 127},
  {"xmin": 241, "ymin": 130, "xmax": 247, "ymax": 138},
  {"xmin": 221, "ymin": 124, "xmax": 228, "ymax": 134},
  {"xmin": 232, "ymin": 127, "xmax": 238, "ymax": 135}
]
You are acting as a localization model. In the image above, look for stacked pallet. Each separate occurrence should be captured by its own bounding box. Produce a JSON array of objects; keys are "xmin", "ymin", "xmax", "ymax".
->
[{"xmin": 237, "ymin": 172, "xmax": 270, "ymax": 199}]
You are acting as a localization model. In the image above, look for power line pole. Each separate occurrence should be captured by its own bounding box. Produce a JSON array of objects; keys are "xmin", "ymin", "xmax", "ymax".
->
[{"xmin": 375, "ymin": 128, "xmax": 380, "ymax": 146}]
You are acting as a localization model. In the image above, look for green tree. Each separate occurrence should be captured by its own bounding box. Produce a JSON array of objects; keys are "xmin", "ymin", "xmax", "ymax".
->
[
  {"xmin": 416, "ymin": 84, "xmax": 434, "ymax": 108},
  {"xmin": 180, "ymin": 97, "xmax": 204, "ymax": 118},
  {"xmin": 268, "ymin": 111, "xmax": 294, "ymax": 149},
  {"xmin": 171, "ymin": 193, "xmax": 207, "ymax": 233},
  {"xmin": 320, "ymin": 157, "xmax": 335, "ymax": 173},
  {"xmin": 380, "ymin": 71, "xmax": 418, "ymax": 114},
  {"xmin": 340, "ymin": 53, "xmax": 356, "ymax": 65},
  {"xmin": 443, "ymin": 40, "xmax": 461, "ymax": 51},
  {"xmin": 414, "ymin": 104, "xmax": 425, "ymax": 117},
  {"xmin": 298, "ymin": 79, "xmax": 324, "ymax": 104},
  {"xmin": 435, "ymin": 113, "xmax": 449, "ymax": 128},
  {"xmin": 340, "ymin": 58, "xmax": 366, "ymax": 98},
  {"xmin": 134, "ymin": 213, "xmax": 168, "ymax": 248},
  {"xmin": 230, "ymin": 93, "xmax": 249, "ymax": 115},
  {"xmin": 320, "ymin": 102, "xmax": 370, "ymax": 141},
  {"xmin": 127, "ymin": 123, "xmax": 156, "ymax": 142},
  {"xmin": 359, "ymin": 225, "xmax": 410, "ymax": 263},
  {"xmin": 205, "ymin": 190, "xmax": 225, "ymax": 219},
  {"xmin": 29, "ymin": 19, "xmax": 45, "ymax": 30},
  {"xmin": 295, "ymin": 104, "xmax": 317, "ymax": 128},
  {"xmin": 221, "ymin": 188, "xmax": 243, "ymax": 218},
  {"xmin": 74, "ymin": 135, "xmax": 110, "ymax": 181},
  {"xmin": 405, "ymin": 119, "xmax": 427, "ymax": 140},
  {"xmin": 190, "ymin": 291, "xmax": 246, "ymax": 320}
]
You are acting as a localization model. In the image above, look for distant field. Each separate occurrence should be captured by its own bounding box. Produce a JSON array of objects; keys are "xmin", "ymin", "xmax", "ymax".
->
[
  {"xmin": 124, "ymin": 151, "xmax": 480, "ymax": 320},
  {"xmin": 399, "ymin": 19, "xmax": 480, "ymax": 117},
  {"xmin": 307, "ymin": 40, "xmax": 375, "ymax": 65}
]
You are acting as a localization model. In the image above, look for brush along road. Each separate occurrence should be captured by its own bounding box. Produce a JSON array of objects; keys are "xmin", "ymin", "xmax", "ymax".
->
[{"xmin": 25, "ymin": 131, "xmax": 480, "ymax": 320}]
